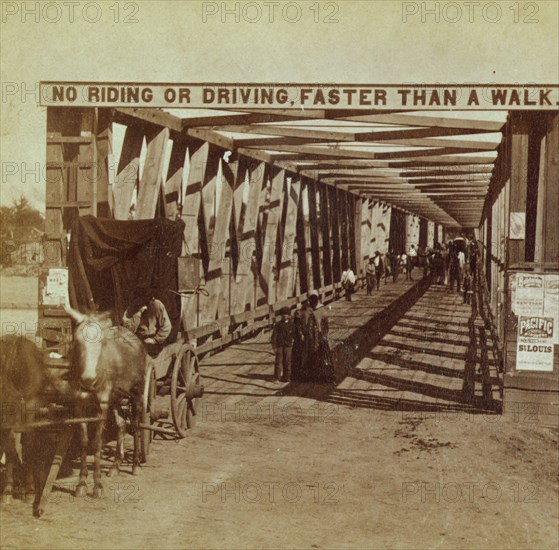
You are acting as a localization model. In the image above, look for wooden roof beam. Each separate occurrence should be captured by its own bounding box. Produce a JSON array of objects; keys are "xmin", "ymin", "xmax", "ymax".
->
[
  {"xmin": 113, "ymin": 107, "xmax": 183, "ymax": 133},
  {"xmin": 340, "ymin": 113, "xmax": 504, "ymax": 132}
]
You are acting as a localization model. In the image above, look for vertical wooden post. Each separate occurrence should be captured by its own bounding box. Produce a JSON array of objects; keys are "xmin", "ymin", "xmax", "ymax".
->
[
  {"xmin": 95, "ymin": 109, "xmax": 113, "ymax": 218},
  {"xmin": 261, "ymin": 166, "xmax": 286, "ymax": 304},
  {"xmin": 427, "ymin": 221, "xmax": 435, "ymax": 248},
  {"xmin": 45, "ymin": 109, "xmax": 65, "ymax": 266},
  {"xmin": 359, "ymin": 197, "xmax": 370, "ymax": 269},
  {"xmin": 320, "ymin": 184, "xmax": 333, "ymax": 286},
  {"xmin": 181, "ymin": 140, "xmax": 221, "ymax": 259},
  {"xmin": 165, "ymin": 138, "xmax": 188, "ymax": 220},
  {"xmin": 307, "ymin": 178, "xmax": 322, "ymax": 290},
  {"xmin": 231, "ymin": 159, "xmax": 267, "ymax": 313},
  {"xmin": 339, "ymin": 189, "xmax": 349, "ymax": 270},
  {"xmin": 543, "ymin": 112, "xmax": 559, "ymax": 264},
  {"xmin": 296, "ymin": 179, "xmax": 309, "ymax": 294},
  {"xmin": 507, "ymin": 113, "xmax": 530, "ymax": 267},
  {"xmin": 350, "ymin": 194, "xmax": 359, "ymax": 274},
  {"xmin": 329, "ymin": 186, "xmax": 341, "ymax": 283},
  {"xmin": 136, "ymin": 127, "xmax": 170, "ymax": 219},
  {"xmin": 198, "ymin": 157, "xmax": 240, "ymax": 324},
  {"xmin": 113, "ymin": 125, "xmax": 144, "ymax": 220},
  {"xmin": 277, "ymin": 175, "xmax": 301, "ymax": 301},
  {"xmin": 377, "ymin": 203, "xmax": 392, "ymax": 254},
  {"xmin": 181, "ymin": 140, "xmax": 222, "ymax": 329}
]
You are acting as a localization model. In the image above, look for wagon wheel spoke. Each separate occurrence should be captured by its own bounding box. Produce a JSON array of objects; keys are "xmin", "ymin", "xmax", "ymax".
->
[{"xmin": 171, "ymin": 344, "xmax": 201, "ymax": 437}]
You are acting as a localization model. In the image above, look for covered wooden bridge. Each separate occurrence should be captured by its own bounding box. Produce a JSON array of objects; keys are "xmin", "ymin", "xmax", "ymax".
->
[{"xmin": 42, "ymin": 98, "xmax": 558, "ymax": 424}]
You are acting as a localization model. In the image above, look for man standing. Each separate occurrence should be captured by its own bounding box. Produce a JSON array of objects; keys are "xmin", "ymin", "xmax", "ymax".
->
[
  {"xmin": 306, "ymin": 291, "xmax": 333, "ymax": 384},
  {"xmin": 372, "ymin": 250, "xmax": 384, "ymax": 291},
  {"xmin": 365, "ymin": 258, "xmax": 375, "ymax": 296},
  {"xmin": 341, "ymin": 266, "xmax": 356, "ymax": 301},
  {"xmin": 448, "ymin": 244, "xmax": 462, "ymax": 292},
  {"xmin": 389, "ymin": 250, "xmax": 399, "ymax": 283},
  {"xmin": 408, "ymin": 244, "xmax": 417, "ymax": 279},
  {"xmin": 271, "ymin": 307, "xmax": 295, "ymax": 383}
]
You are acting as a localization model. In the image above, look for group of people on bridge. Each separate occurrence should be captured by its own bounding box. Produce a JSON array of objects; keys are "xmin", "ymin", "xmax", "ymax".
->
[
  {"xmin": 271, "ymin": 291, "xmax": 334, "ymax": 386},
  {"xmin": 120, "ymin": 241, "xmax": 477, "ymax": 390}
]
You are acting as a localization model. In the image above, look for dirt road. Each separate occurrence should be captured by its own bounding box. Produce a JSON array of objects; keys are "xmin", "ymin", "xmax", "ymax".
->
[{"xmin": 1, "ymin": 279, "xmax": 557, "ymax": 549}]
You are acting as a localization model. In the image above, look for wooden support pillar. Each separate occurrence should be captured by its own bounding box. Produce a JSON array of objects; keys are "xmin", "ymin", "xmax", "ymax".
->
[
  {"xmin": 405, "ymin": 213, "xmax": 420, "ymax": 253},
  {"xmin": 339, "ymin": 189, "xmax": 349, "ymax": 270},
  {"xmin": 320, "ymin": 184, "xmax": 333, "ymax": 286},
  {"xmin": 261, "ymin": 166, "xmax": 286, "ymax": 304},
  {"xmin": 136, "ymin": 127, "xmax": 170, "ymax": 219},
  {"xmin": 113, "ymin": 125, "xmax": 144, "ymax": 220},
  {"xmin": 329, "ymin": 186, "xmax": 341, "ymax": 283},
  {"xmin": 199, "ymin": 157, "xmax": 240, "ymax": 324},
  {"xmin": 350, "ymin": 194, "xmax": 359, "ymax": 273},
  {"xmin": 77, "ymin": 109, "xmax": 95, "ymax": 217},
  {"xmin": 164, "ymin": 138, "xmax": 188, "ymax": 220},
  {"xmin": 376, "ymin": 203, "xmax": 392, "ymax": 254},
  {"xmin": 95, "ymin": 109, "xmax": 113, "ymax": 218},
  {"xmin": 418, "ymin": 218, "xmax": 428, "ymax": 249},
  {"xmin": 368, "ymin": 201, "xmax": 378, "ymax": 257},
  {"xmin": 296, "ymin": 179, "xmax": 309, "ymax": 294},
  {"xmin": 507, "ymin": 113, "xmax": 530, "ymax": 267},
  {"xmin": 231, "ymin": 159, "xmax": 268, "ymax": 313},
  {"xmin": 307, "ymin": 178, "xmax": 322, "ymax": 290},
  {"xmin": 427, "ymin": 221, "xmax": 435, "ymax": 248},
  {"xmin": 543, "ymin": 112, "xmax": 559, "ymax": 264},
  {"xmin": 181, "ymin": 140, "xmax": 221, "ymax": 260},
  {"xmin": 45, "ymin": 111, "xmax": 66, "ymax": 266},
  {"xmin": 181, "ymin": 139, "xmax": 222, "ymax": 329},
  {"xmin": 360, "ymin": 198, "xmax": 371, "ymax": 265},
  {"xmin": 277, "ymin": 175, "xmax": 301, "ymax": 301}
]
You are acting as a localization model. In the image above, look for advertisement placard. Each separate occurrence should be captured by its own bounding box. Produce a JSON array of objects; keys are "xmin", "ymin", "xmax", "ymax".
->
[{"xmin": 516, "ymin": 316, "xmax": 554, "ymax": 372}]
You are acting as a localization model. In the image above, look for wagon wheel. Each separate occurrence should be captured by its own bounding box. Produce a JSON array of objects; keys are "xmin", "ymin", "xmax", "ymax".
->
[
  {"xmin": 140, "ymin": 360, "xmax": 156, "ymax": 463},
  {"xmin": 171, "ymin": 344, "xmax": 202, "ymax": 438}
]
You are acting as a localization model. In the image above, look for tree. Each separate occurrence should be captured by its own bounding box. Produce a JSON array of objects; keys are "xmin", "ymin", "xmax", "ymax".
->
[{"xmin": 0, "ymin": 196, "xmax": 44, "ymax": 244}]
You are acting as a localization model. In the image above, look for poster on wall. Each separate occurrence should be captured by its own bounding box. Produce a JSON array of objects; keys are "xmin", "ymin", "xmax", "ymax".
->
[
  {"xmin": 509, "ymin": 212, "xmax": 526, "ymax": 240},
  {"xmin": 39, "ymin": 267, "xmax": 70, "ymax": 307},
  {"xmin": 514, "ymin": 273, "xmax": 545, "ymax": 316},
  {"xmin": 516, "ymin": 316, "xmax": 554, "ymax": 372},
  {"xmin": 543, "ymin": 275, "xmax": 559, "ymax": 344}
]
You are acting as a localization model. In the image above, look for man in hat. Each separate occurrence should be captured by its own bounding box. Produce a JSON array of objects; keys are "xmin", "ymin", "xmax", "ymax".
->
[
  {"xmin": 271, "ymin": 306, "xmax": 295, "ymax": 383},
  {"xmin": 123, "ymin": 289, "xmax": 172, "ymax": 355},
  {"xmin": 372, "ymin": 250, "xmax": 384, "ymax": 291},
  {"xmin": 341, "ymin": 265, "xmax": 356, "ymax": 301},
  {"xmin": 365, "ymin": 257, "xmax": 375, "ymax": 295}
]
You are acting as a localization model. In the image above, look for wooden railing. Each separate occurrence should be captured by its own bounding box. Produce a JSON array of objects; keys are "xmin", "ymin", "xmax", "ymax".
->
[
  {"xmin": 464, "ymin": 242, "xmax": 503, "ymax": 403},
  {"xmin": 186, "ymin": 282, "xmax": 344, "ymax": 356}
]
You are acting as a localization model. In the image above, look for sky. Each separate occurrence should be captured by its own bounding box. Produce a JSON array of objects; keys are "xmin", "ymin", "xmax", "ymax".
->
[{"xmin": 1, "ymin": 0, "xmax": 558, "ymax": 209}]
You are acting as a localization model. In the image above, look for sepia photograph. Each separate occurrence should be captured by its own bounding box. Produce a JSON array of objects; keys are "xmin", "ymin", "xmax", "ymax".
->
[{"xmin": 0, "ymin": 1, "xmax": 558, "ymax": 549}]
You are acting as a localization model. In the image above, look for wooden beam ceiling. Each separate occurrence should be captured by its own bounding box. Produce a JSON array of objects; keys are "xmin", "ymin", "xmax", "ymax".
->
[{"xmin": 114, "ymin": 106, "xmax": 505, "ymax": 227}]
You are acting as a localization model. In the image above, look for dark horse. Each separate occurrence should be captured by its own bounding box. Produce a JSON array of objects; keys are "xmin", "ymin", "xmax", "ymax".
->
[
  {"xmin": 0, "ymin": 336, "xmax": 45, "ymax": 506},
  {"xmin": 65, "ymin": 306, "xmax": 146, "ymax": 498}
]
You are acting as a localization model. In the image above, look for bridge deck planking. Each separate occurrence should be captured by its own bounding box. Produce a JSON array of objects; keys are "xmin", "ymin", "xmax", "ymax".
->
[{"xmin": 198, "ymin": 279, "xmax": 499, "ymax": 418}]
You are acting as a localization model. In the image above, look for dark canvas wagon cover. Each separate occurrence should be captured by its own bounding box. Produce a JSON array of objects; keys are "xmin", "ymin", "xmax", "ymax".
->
[{"xmin": 68, "ymin": 216, "xmax": 185, "ymax": 341}]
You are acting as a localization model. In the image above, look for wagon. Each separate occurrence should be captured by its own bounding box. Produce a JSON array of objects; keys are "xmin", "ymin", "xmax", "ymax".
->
[
  {"xmin": 31, "ymin": 214, "xmax": 205, "ymax": 513},
  {"xmin": 67, "ymin": 214, "xmax": 204, "ymax": 449}
]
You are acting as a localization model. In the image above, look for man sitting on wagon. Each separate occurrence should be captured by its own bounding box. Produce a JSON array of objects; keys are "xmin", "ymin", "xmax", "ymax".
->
[{"xmin": 123, "ymin": 289, "xmax": 172, "ymax": 356}]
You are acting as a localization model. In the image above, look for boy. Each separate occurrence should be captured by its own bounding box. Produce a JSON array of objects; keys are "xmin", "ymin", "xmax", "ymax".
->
[
  {"xmin": 463, "ymin": 271, "xmax": 473, "ymax": 304},
  {"xmin": 271, "ymin": 306, "xmax": 295, "ymax": 383}
]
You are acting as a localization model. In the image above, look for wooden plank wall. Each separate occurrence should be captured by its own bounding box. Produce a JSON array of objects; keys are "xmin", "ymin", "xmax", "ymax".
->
[
  {"xmin": 45, "ymin": 107, "xmax": 417, "ymax": 348},
  {"xmin": 427, "ymin": 221, "xmax": 435, "ymax": 248},
  {"xmin": 479, "ymin": 111, "xmax": 559, "ymax": 427}
]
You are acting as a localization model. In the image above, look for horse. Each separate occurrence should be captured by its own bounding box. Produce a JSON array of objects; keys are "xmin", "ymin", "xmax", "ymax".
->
[
  {"xmin": 64, "ymin": 306, "xmax": 146, "ymax": 498},
  {"xmin": 0, "ymin": 336, "xmax": 45, "ymax": 506}
]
